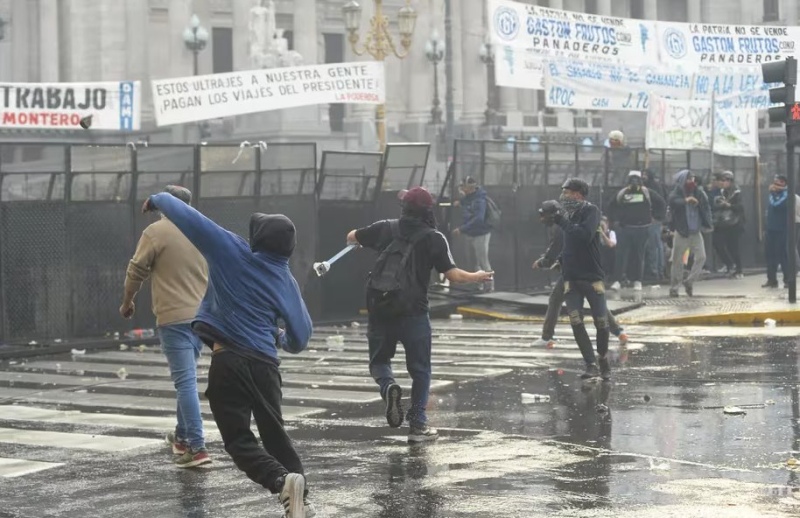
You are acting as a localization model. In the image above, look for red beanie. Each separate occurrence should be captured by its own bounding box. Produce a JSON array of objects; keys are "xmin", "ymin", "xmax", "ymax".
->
[{"xmin": 401, "ymin": 187, "xmax": 434, "ymax": 209}]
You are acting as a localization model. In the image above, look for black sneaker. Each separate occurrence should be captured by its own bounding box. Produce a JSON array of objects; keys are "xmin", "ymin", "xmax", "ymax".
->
[
  {"xmin": 763, "ymin": 281, "xmax": 778, "ymax": 288},
  {"xmin": 669, "ymin": 289, "xmax": 679, "ymax": 298},
  {"xmin": 581, "ymin": 363, "xmax": 600, "ymax": 379},
  {"xmin": 598, "ymin": 356, "xmax": 611, "ymax": 380},
  {"xmin": 385, "ymin": 384, "xmax": 404, "ymax": 428},
  {"xmin": 408, "ymin": 424, "xmax": 439, "ymax": 443},
  {"xmin": 683, "ymin": 281, "xmax": 693, "ymax": 297}
]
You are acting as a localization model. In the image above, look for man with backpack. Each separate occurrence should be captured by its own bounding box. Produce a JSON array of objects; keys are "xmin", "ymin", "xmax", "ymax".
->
[
  {"xmin": 452, "ymin": 176, "xmax": 498, "ymax": 292},
  {"xmin": 346, "ymin": 187, "xmax": 493, "ymax": 443}
]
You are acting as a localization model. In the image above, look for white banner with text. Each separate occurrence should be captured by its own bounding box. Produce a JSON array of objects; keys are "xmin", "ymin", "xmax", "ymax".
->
[
  {"xmin": 488, "ymin": 0, "xmax": 659, "ymax": 87},
  {"xmin": 543, "ymin": 61, "xmax": 773, "ymax": 111},
  {"xmin": 0, "ymin": 81, "xmax": 140, "ymax": 130},
  {"xmin": 646, "ymin": 95, "xmax": 759, "ymax": 157},
  {"xmin": 151, "ymin": 62, "xmax": 385, "ymax": 126}
]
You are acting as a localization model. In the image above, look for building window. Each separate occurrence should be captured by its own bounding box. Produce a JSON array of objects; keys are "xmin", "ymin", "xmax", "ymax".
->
[
  {"xmin": 764, "ymin": 0, "xmax": 780, "ymax": 21},
  {"xmin": 212, "ymin": 28, "xmax": 233, "ymax": 74},
  {"xmin": 284, "ymin": 30, "xmax": 294, "ymax": 51},
  {"xmin": 324, "ymin": 33, "xmax": 345, "ymax": 132},
  {"xmin": 630, "ymin": 0, "xmax": 644, "ymax": 19},
  {"xmin": 584, "ymin": 0, "xmax": 598, "ymax": 14}
]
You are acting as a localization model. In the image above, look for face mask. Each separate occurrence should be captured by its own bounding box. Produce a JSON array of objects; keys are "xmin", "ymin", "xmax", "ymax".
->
[{"xmin": 559, "ymin": 193, "xmax": 586, "ymax": 215}]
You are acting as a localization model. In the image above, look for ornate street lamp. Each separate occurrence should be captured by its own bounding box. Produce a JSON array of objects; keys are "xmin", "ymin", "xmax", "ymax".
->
[
  {"xmin": 182, "ymin": 14, "xmax": 209, "ymax": 76},
  {"xmin": 425, "ymin": 30, "xmax": 445, "ymax": 125},
  {"xmin": 343, "ymin": 0, "xmax": 418, "ymax": 151}
]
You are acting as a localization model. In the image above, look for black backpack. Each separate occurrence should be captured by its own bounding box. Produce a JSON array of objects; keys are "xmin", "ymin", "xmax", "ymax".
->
[
  {"xmin": 484, "ymin": 196, "xmax": 502, "ymax": 228},
  {"xmin": 366, "ymin": 221, "xmax": 433, "ymax": 318}
]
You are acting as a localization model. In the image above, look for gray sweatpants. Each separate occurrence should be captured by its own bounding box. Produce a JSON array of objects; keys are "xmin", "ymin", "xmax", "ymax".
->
[
  {"xmin": 670, "ymin": 232, "xmax": 706, "ymax": 290},
  {"xmin": 541, "ymin": 276, "xmax": 622, "ymax": 340},
  {"xmin": 464, "ymin": 233, "xmax": 493, "ymax": 290}
]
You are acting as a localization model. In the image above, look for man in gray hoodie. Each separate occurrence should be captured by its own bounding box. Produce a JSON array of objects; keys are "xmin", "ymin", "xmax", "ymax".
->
[{"xmin": 667, "ymin": 170, "xmax": 713, "ymax": 297}]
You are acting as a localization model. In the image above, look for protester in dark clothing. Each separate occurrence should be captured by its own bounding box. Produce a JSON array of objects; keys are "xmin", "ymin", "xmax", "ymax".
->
[
  {"xmin": 710, "ymin": 171, "xmax": 745, "ymax": 278},
  {"xmin": 609, "ymin": 171, "xmax": 666, "ymax": 291},
  {"xmin": 552, "ymin": 178, "xmax": 612, "ymax": 381},
  {"xmin": 642, "ymin": 169, "xmax": 668, "ymax": 281},
  {"xmin": 347, "ymin": 187, "xmax": 493, "ymax": 443},
  {"xmin": 532, "ymin": 204, "xmax": 627, "ymax": 349},
  {"xmin": 143, "ymin": 191, "xmax": 314, "ymax": 518},
  {"xmin": 668, "ymin": 170, "xmax": 713, "ymax": 297},
  {"xmin": 453, "ymin": 176, "xmax": 494, "ymax": 292},
  {"xmin": 765, "ymin": 175, "xmax": 791, "ymax": 288}
]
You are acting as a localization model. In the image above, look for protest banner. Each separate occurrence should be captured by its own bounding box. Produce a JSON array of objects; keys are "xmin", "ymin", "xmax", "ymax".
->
[
  {"xmin": 657, "ymin": 22, "xmax": 800, "ymax": 69},
  {"xmin": 0, "ymin": 81, "xmax": 140, "ymax": 130},
  {"xmin": 543, "ymin": 61, "xmax": 774, "ymax": 111},
  {"xmin": 646, "ymin": 95, "xmax": 758, "ymax": 157},
  {"xmin": 543, "ymin": 60, "xmax": 694, "ymax": 111},
  {"xmin": 489, "ymin": 0, "xmax": 658, "ymax": 87},
  {"xmin": 151, "ymin": 61, "xmax": 385, "ymax": 126}
]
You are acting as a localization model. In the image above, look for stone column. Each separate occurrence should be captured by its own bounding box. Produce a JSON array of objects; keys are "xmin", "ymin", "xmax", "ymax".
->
[
  {"xmin": 783, "ymin": 0, "xmax": 798, "ymax": 24},
  {"xmin": 549, "ymin": 0, "xmax": 564, "ymax": 9},
  {"xmin": 169, "ymin": 0, "xmax": 193, "ymax": 142},
  {"xmin": 343, "ymin": 2, "xmax": 379, "ymax": 151},
  {"xmin": 232, "ymin": 0, "xmax": 250, "ymax": 71},
  {"xmin": 643, "ymin": 0, "xmax": 657, "ymax": 19},
  {"xmin": 282, "ymin": 0, "xmax": 325, "ymax": 135},
  {"xmin": 687, "ymin": 0, "xmax": 702, "ymax": 22},
  {"xmin": 125, "ymin": 0, "xmax": 149, "ymax": 120},
  {"xmin": 460, "ymin": 0, "xmax": 486, "ymax": 124},
  {"xmin": 11, "ymin": 0, "xmax": 31, "ymax": 81},
  {"xmin": 448, "ymin": 0, "xmax": 464, "ymax": 128},
  {"xmin": 404, "ymin": 1, "xmax": 433, "ymax": 129},
  {"xmin": 38, "ymin": 0, "xmax": 58, "ymax": 82},
  {"xmin": 597, "ymin": 0, "xmax": 612, "ymax": 15}
]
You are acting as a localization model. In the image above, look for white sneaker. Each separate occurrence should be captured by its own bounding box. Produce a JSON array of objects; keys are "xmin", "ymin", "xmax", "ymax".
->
[
  {"xmin": 610, "ymin": 281, "xmax": 621, "ymax": 291},
  {"xmin": 633, "ymin": 281, "xmax": 642, "ymax": 291},
  {"xmin": 278, "ymin": 474, "xmax": 306, "ymax": 518},
  {"xmin": 531, "ymin": 338, "xmax": 556, "ymax": 348}
]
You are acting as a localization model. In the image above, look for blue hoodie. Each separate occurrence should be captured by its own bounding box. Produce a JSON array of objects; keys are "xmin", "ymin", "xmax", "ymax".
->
[
  {"xmin": 148, "ymin": 193, "xmax": 312, "ymax": 362},
  {"xmin": 767, "ymin": 189, "xmax": 789, "ymax": 233},
  {"xmin": 459, "ymin": 187, "xmax": 492, "ymax": 236}
]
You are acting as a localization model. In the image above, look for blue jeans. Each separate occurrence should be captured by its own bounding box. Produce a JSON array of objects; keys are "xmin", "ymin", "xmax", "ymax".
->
[
  {"xmin": 159, "ymin": 323, "xmax": 205, "ymax": 449},
  {"xmin": 644, "ymin": 222, "xmax": 664, "ymax": 280},
  {"xmin": 367, "ymin": 313, "xmax": 432, "ymax": 426},
  {"xmin": 564, "ymin": 279, "xmax": 610, "ymax": 365}
]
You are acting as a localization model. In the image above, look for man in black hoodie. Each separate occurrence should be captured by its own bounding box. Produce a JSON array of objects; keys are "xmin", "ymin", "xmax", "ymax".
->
[
  {"xmin": 347, "ymin": 187, "xmax": 493, "ymax": 443},
  {"xmin": 609, "ymin": 171, "xmax": 666, "ymax": 291},
  {"xmin": 531, "ymin": 200, "xmax": 628, "ymax": 349},
  {"xmin": 668, "ymin": 169, "xmax": 713, "ymax": 297},
  {"xmin": 553, "ymin": 178, "xmax": 612, "ymax": 381}
]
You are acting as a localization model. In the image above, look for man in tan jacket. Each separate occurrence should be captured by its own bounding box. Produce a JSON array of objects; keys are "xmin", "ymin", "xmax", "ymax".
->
[{"xmin": 120, "ymin": 185, "xmax": 211, "ymax": 468}]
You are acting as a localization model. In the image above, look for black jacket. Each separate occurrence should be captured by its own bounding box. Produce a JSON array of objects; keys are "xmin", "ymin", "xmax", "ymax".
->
[
  {"xmin": 557, "ymin": 203, "xmax": 604, "ymax": 282},
  {"xmin": 611, "ymin": 186, "xmax": 666, "ymax": 226},
  {"xmin": 710, "ymin": 186, "xmax": 745, "ymax": 230},
  {"xmin": 537, "ymin": 226, "xmax": 564, "ymax": 268}
]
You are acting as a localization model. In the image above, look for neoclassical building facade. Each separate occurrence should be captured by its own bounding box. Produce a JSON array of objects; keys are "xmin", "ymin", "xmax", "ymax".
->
[{"xmin": 0, "ymin": 0, "xmax": 793, "ymax": 149}]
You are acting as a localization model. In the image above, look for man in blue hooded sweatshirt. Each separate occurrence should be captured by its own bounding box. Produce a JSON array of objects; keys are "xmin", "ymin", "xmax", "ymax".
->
[
  {"xmin": 667, "ymin": 170, "xmax": 713, "ymax": 297},
  {"xmin": 765, "ymin": 174, "xmax": 791, "ymax": 288},
  {"xmin": 453, "ymin": 176, "xmax": 494, "ymax": 292},
  {"xmin": 142, "ymin": 189, "xmax": 314, "ymax": 518}
]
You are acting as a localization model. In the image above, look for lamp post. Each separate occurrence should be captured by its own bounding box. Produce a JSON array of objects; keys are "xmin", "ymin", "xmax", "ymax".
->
[
  {"xmin": 182, "ymin": 15, "xmax": 209, "ymax": 140},
  {"xmin": 425, "ymin": 30, "xmax": 444, "ymax": 125},
  {"xmin": 182, "ymin": 14, "xmax": 209, "ymax": 77},
  {"xmin": 479, "ymin": 40, "xmax": 498, "ymax": 129},
  {"xmin": 343, "ymin": 0, "xmax": 418, "ymax": 152}
]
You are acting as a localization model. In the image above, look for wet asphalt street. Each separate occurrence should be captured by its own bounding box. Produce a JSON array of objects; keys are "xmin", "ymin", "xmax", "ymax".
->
[{"xmin": 1, "ymin": 322, "xmax": 800, "ymax": 517}]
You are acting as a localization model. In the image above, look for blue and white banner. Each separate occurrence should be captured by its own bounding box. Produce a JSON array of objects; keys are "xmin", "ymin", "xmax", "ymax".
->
[
  {"xmin": 489, "ymin": 0, "xmax": 659, "ymax": 88},
  {"xmin": 543, "ymin": 61, "xmax": 774, "ymax": 112},
  {"xmin": 0, "ymin": 81, "xmax": 140, "ymax": 130},
  {"xmin": 543, "ymin": 60, "xmax": 694, "ymax": 111},
  {"xmin": 657, "ymin": 22, "xmax": 798, "ymax": 68},
  {"xmin": 646, "ymin": 95, "xmax": 759, "ymax": 157}
]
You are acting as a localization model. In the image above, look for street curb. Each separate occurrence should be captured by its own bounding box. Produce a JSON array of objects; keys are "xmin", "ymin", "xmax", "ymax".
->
[{"xmin": 637, "ymin": 310, "xmax": 800, "ymax": 326}]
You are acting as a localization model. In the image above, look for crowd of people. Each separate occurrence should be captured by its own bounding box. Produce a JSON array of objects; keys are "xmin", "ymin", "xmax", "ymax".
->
[{"xmin": 116, "ymin": 147, "xmax": 799, "ymax": 517}]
